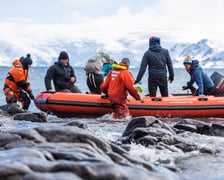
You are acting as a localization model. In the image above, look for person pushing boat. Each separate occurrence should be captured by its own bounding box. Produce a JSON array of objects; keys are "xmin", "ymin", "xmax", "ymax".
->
[{"xmin": 100, "ymin": 58, "xmax": 144, "ymax": 119}]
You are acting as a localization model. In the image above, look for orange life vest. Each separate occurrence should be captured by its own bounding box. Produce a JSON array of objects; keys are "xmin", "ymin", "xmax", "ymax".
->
[
  {"xmin": 101, "ymin": 62, "xmax": 140, "ymax": 104},
  {"xmin": 4, "ymin": 59, "xmax": 31, "ymax": 93}
]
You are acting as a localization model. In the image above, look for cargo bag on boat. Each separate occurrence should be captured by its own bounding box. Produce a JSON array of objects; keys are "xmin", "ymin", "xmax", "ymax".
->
[{"xmin": 210, "ymin": 71, "xmax": 224, "ymax": 96}]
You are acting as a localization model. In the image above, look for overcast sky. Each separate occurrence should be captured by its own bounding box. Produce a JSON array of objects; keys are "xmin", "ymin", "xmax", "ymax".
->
[{"xmin": 0, "ymin": 0, "xmax": 224, "ymax": 45}]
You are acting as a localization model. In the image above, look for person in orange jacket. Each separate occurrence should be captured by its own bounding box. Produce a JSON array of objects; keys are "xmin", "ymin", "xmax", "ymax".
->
[
  {"xmin": 100, "ymin": 58, "xmax": 144, "ymax": 119},
  {"xmin": 3, "ymin": 54, "xmax": 35, "ymax": 110}
]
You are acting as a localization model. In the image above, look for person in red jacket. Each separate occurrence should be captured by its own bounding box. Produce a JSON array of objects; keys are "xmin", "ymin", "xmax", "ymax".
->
[
  {"xmin": 100, "ymin": 58, "xmax": 144, "ymax": 119},
  {"xmin": 3, "ymin": 54, "xmax": 35, "ymax": 110}
]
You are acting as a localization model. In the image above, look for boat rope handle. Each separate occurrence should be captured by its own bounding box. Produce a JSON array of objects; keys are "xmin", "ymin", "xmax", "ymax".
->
[
  {"xmin": 151, "ymin": 98, "xmax": 162, "ymax": 101},
  {"xmin": 198, "ymin": 97, "xmax": 208, "ymax": 101}
]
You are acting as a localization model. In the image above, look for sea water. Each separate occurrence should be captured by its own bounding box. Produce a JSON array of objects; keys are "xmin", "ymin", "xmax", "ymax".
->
[{"xmin": 1, "ymin": 66, "xmax": 224, "ymax": 179}]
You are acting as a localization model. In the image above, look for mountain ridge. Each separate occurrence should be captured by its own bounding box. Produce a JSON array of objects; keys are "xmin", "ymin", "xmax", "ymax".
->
[{"xmin": 0, "ymin": 38, "xmax": 223, "ymax": 68}]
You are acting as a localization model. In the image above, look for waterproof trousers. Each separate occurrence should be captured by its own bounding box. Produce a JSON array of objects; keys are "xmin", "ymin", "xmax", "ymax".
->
[
  {"xmin": 87, "ymin": 72, "xmax": 103, "ymax": 94},
  {"xmin": 4, "ymin": 89, "xmax": 31, "ymax": 110},
  {"xmin": 148, "ymin": 75, "xmax": 168, "ymax": 97},
  {"xmin": 112, "ymin": 103, "xmax": 129, "ymax": 119}
]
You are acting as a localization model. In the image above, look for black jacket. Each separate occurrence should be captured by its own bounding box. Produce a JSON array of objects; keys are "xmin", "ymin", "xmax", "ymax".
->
[
  {"xmin": 45, "ymin": 62, "xmax": 76, "ymax": 91},
  {"xmin": 136, "ymin": 45, "xmax": 174, "ymax": 83}
]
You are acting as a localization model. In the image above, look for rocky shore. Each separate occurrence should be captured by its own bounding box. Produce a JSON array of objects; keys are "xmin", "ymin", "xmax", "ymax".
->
[{"xmin": 0, "ymin": 104, "xmax": 224, "ymax": 180}]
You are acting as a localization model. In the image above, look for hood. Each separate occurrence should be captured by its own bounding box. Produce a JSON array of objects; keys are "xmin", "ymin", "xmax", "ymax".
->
[
  {"xmin": 149, "ymin": 45, "xmax": 161, "ymax": 51},
  {"xmin": 58, "ymin": 51, "xmax": 69, "ymax": 61},
  {"xmin": 12, "ymin": 59, "xmax": 23, "ymax": 69},
  {"xmin": 191, "ymin": 60, "xmax": 199, "ymax": 68},
  {"xmin": 149, "ymin": 36, "xmax": 161, "ymax": 51}
]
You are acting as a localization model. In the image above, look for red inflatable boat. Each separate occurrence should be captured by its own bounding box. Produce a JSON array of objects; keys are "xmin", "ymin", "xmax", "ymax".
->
[{"xmin": 34, "ymin": 91, "xmax": 224, "ymax": 118}]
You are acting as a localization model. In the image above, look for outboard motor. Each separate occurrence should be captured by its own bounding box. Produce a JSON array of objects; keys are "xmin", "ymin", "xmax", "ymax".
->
[{"xmin": 210, "ymin": 71, "xmax": 224, "ymax": 96}]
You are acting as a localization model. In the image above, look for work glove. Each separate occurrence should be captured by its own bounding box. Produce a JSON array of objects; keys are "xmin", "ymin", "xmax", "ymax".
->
[
  {"xmin": 182, "ymin": 84, "xmax": 197, "ymax": 95},
  {"xmin": 190, "ymin": 86, "xmax": 197, "ymax": 95},
  {"xmin": 182, "ymin": 82, "xmax": 192, "ymax": 90},
  {"xmin": 168, "ymin": 76, "xmax": 174, "ymax": 83},
  {"xmin": 27, "ymin": 90, "xmax": 35, "ymax": 100},
  {"xmin": 182, "ymin": 86, "xmax": 189, "ymax": 90}
]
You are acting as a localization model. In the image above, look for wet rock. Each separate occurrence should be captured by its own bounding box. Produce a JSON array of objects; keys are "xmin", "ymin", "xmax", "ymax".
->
[
  {"xmin": 122, "ymin": 116, "xmax": 161, "ymax": 137},
  {"xmin": 0, "ymin": 161, "xmax": 32, "ymax": 178},
  {"xmin": 0, "ymin": 122, "xmax": 179, "ymax": 179},
  {"xmin": 173, "ymin": 124, "xmax": 197, "ymax": 132},
  {"xmin": 0, "ymin": 108, "xmax": 8, "ymax": 116},
  {"xmin": 123, "ymin": 126, "xmax": 174, "ymax": 145},
  {"xmin": 35, "ymin": 126, "xmax": 112, "ymax": 152},
  {"xmin": 51, "ymin": 161, "xmax": 161, "ymax": 180},
  {"xmin": 174, "ymin": 119, "xmax": 210, "ymax": 134},
  {"xmin": 121, "ymin": 117, "xmax": 212, "ymax": 157},
  {"xmin": 21, "ymin": 159, "xmax": 57, "ymax": 172},
  {"xmin": 0, "ymin": 103, "xmax": 24, "ymax": 115},
  {"xmin": 23, "ymin": 172, "xmax": 82, "ymax": 180},
  {"xmin": 0, "ymin": 132, "xmax": 21, "ymax": 147},
  {"xmin": 199, "ymin": 147, "xmax": 220, "ymax": 154},
  {"xmin": 175, "ymin": 142, "xmax": 198, "ymax": 152},
  {"xmin": 107, "ymin": 152, "xmax": 129, "ymax": 164},
  {"xmin": 136, "ymin": 135, "xmax": 158, "ymax": 146},
  {"xmin": 65, "ymin": 120, "xmax": 88, "ymax": 129},
  {"xmin": 176, "ymin": 155, "xmax": 224, "ymax": 179},
  {"xmin": 109, "ymin": 142, "xmax": 129, "ymax": 155},
  {"xmin": 9, "ymin": 128, "xmax": 47, "ymax": 143},
  {"xmin": 119, "ymin": 144, "xmax": 131, "ymax": 151},
  {"xmin": 156, "ymin": 142, "xmax": 183, "ymax": 153},
  {"xmin": 0, "ymin": 147, "xmax": 51, "ymax": 161},
  {"xmin": 4, "ymin": 139, "xmax": 36, "ymax": 149},
  {"xmin": 209, "ymin": 124, "xmax": 224, "ymax": 137},
  {"xmin": 13, "ymin": 112, "xmax": 47, "ymax": 122}
]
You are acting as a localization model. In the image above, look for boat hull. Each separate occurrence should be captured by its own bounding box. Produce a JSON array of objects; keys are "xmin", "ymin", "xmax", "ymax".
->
[{"xmin": 34, "ymin": 92, "xmax": 224, "ymax": 118}]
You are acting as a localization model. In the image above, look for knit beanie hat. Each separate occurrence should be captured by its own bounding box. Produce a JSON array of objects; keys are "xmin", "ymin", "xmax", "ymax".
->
[
  {"xmin": 183, "ymin": 55, "xmax": 192, "ymax": 65},
  {"xmin": 21, "ymin": 54, "xmax": 33, "ymax": 66},
  {"xmin": 58, "ymin": 51, "xmax": 69, "ymax": 60},
  {"xmin": 121, "ymin": 58, "xmax": 130, "ymax": 68}
]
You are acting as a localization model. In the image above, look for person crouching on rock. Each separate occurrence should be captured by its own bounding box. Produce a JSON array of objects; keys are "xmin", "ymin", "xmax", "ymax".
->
[
  {"xmin": 3, "ymin": 54, "xmax": 35, "ymax": 110},
  {"xmin": 100, "ymin": 58, "xmax": 144, "ymax": 119}
]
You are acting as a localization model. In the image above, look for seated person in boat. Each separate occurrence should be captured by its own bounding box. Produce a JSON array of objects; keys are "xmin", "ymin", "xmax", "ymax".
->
[
  {"xmin": 100, "ymin": 58, "xmax": 144, "ymax": 119},
  {"xmin": 84, "ymin": 52, "xmax": 115, "ymax": 94},
  {"xmin": 45, "ymin": 51, "xmax": 81, "ymax": 93},
  {"xmin": 183, "ymin": 55, "xmax": 214, "ymax": 96}
]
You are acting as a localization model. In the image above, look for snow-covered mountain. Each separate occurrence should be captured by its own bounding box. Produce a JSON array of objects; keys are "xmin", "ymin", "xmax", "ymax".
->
[
  {"xmin": 169, "ymin": 39, "xmax": 224, "ymax": 68},
  {"xmin": 0, "ymin": 38, "xmax": 223, "ymax": 68}
]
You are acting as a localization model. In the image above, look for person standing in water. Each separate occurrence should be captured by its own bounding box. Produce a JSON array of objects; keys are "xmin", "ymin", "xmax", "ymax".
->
[
  {"xmin": 101, "ymin": 58, "xmax": 144, "ymax": 119},
  {"xmin": 135, "ymin": 36, "xmax": 174, "ymax": 97}
]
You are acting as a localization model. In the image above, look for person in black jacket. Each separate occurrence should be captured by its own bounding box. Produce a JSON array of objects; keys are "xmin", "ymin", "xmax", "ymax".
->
[
  {"xmin": 45, "ymin": 51, "xmax": 81, "ymax": 93},
  {"xmin": 135, "ymin": 36, "xmax": 174, "ymax": 97}
]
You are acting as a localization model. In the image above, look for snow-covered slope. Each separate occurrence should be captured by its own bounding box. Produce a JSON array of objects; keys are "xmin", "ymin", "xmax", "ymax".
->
[
  {"xmin": 0, "ymin": 37, "xmax": 223, "ymax": 68},
  {"xmin": 169, "ymin": 39, "xmax": 224, "ymax": 68}
]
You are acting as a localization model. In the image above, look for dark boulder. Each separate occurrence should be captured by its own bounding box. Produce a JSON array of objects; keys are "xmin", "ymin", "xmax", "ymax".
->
[
  {"xmin": 13, "ymin": 112, "xmax": 47, "ymax": 122},
  {"xmin": 0, "ymin": 103, "xmax": 24, "ymax": 115}
]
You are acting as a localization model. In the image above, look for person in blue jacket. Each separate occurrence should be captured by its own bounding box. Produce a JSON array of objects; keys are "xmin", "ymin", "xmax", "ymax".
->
[
  {"xmin": 182, "ymin": 55, "xmax": 214, "ymax": 96},
  {"xmin": 101, "ymin": 63, "xmax": 113, "ymax": 79},
  {"xmin": 101, "ymin": 59, "xmax": 117, "ymax": 78},
  {"xmin": 135, "ymin": 36, "xmax": 174, "ymax": 97}
]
